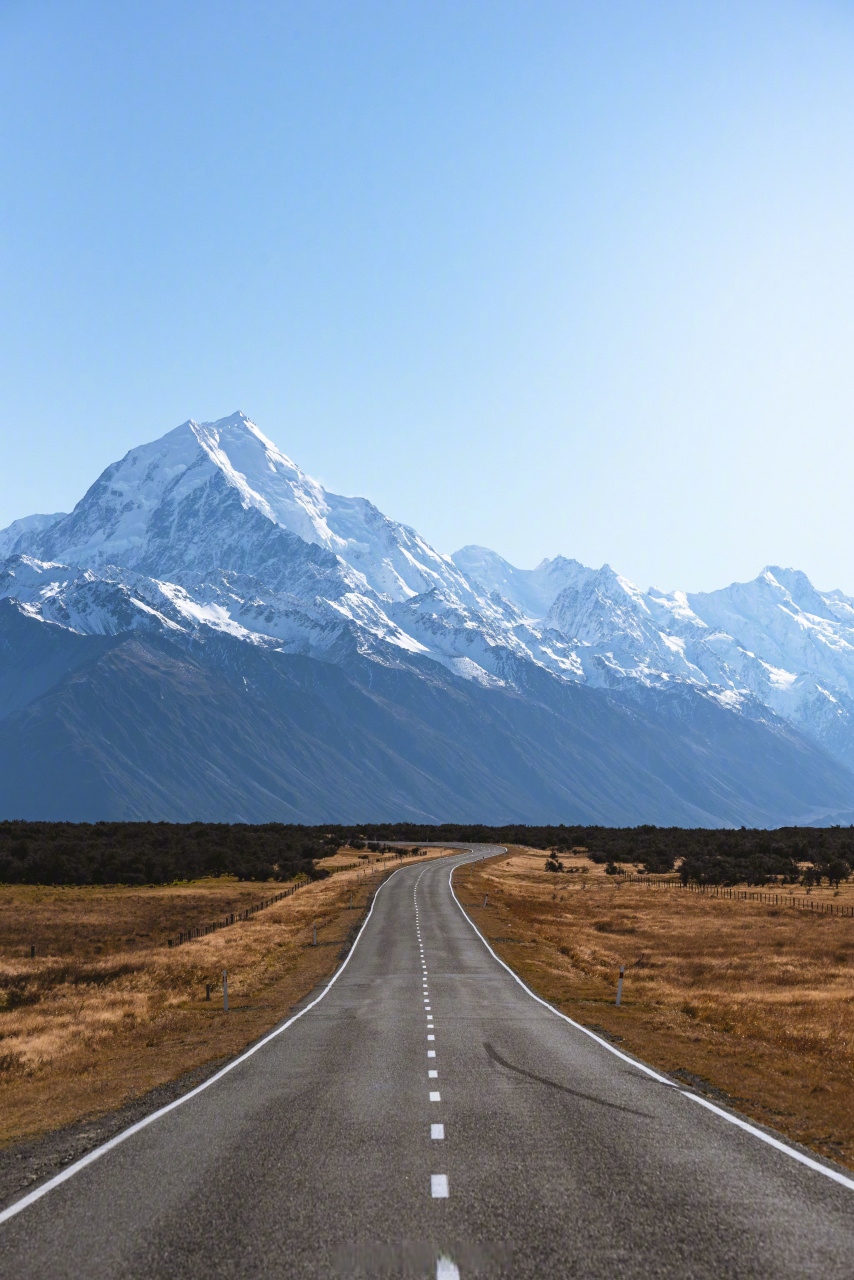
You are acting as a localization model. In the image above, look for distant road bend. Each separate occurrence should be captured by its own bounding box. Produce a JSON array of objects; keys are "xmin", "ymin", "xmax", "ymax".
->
[{"xmin": 2, "ymin": 845, "xmax": 854, "ymax": 1279}]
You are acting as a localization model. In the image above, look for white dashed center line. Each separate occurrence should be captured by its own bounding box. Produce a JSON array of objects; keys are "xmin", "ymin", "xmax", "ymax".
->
[{"xmin": 415, "ymin": 871, "xmax": 456, "ymax": 1260}]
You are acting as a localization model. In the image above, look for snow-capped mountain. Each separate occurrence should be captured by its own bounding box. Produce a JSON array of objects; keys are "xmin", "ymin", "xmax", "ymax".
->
[
  {"xmin": 2, "ymin": 411, "xmax": 853, "ymax": 824},
  {"xmin": 453, "ymin": 546, "xmax": 854, "ymax": 770},
  {"xmin": 27, "ymin": 413, "xmax": 477, "ymax": 604},
  {"xmin": 5, "ymin": 413, "xmax": 587, "ymax": 687},
  {"xmin": 452, "ymin": 546, "xmax": 587, "ymax": 619},
  {"xmin": 0, "ymin": 511, "xmax": 66, "ymax": 560}
]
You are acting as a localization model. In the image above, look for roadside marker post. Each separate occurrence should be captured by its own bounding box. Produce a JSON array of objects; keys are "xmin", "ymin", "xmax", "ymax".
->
[
  {"xmin": 616, "ymin": 965, "xmax": 624, "ymax": 1007},
  {"xmin": 313, "ymin": 923, "xmax": 317, "ymax": 946},
  {"xmin": 205, "ymin": 984, "xmax": 211, "ymax": 1002},
  {"xmin": 223, "ymin": 970, "xmax": 228, "ymax": 1012},
  {"xmin": 483, "ymin": 894, "xmax": 488, "ymax": 907}
]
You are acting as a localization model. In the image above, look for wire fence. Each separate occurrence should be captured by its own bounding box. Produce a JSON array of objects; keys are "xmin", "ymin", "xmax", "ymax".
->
[
  {"xmin": 618, "ymin": 873, "xmax": 854, "ymax": 918},
  {"xmin": 165, "ymin": 848, "xmax": 421, "ymax": 947},
  {"xmin": 166, "ymin": 882, "xmax": 308, "ymax": 947}
]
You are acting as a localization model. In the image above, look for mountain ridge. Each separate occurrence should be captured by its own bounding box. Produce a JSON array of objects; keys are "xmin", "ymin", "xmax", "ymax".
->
[{"xmin": 3, "ymin": 411, "xmax": 853, "ymax": 824}]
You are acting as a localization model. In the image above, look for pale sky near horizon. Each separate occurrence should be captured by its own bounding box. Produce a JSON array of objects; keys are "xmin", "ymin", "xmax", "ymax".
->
[{"xmin": 2, "ymin": 0, "xmax": 854, "ymax": 593}]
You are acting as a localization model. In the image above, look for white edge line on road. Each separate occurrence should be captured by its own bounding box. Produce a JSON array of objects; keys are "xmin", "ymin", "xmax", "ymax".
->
[
  {"xmin": 449, "ymin": 849, "xmax": 854, "ymax": 1195},
  {"xmin": 0, "ymin": 859, "xmax": 417, "ymax": 1228}
]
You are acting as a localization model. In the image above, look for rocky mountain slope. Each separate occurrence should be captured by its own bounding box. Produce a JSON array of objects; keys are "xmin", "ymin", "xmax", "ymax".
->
[
  {"xmin": 2, "ymin": 411, "xmax": 853, "ymax": 824},
  {"xmin": 453, "ymin": 547, "xmax": 854, "ymax": 770}
]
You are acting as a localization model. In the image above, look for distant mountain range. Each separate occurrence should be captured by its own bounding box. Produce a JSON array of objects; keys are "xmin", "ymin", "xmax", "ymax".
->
[{"xmin": 2, "ymin": 411, "xmax": 853, "ymax": 825}]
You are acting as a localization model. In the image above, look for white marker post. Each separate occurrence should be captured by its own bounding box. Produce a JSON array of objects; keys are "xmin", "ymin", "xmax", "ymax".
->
[
  {"xmin": 223, "ymin": 969, "xmax": 228, "ymax": 1012},
  {"xmin": 616, "ymin": 965, "xmax": 624, "ymax": 1007}
]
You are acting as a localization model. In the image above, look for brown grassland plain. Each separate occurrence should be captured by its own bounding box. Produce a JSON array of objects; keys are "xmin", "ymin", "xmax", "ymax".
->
[
  {"xmin": 0, "ymin": 849, "xmax": 448, "ymax": 1149},
  {"xmin": 455, "ymin": 848, "xmax": 854, "ymax": 1172}
]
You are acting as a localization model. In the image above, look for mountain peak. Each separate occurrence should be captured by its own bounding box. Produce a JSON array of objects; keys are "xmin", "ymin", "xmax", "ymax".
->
[
  {"xmin": 4, "ymin": 415, "xmax": 854, "ymax": 825},
  {"xmin": 6, "ymin": 413, "xmax": 481, "ymax": 604}
]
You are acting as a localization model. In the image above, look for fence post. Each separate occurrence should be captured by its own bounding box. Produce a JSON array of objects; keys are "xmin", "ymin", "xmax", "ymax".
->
[
  {"xmin": 616, "ymin": 965, "xmax": 624, "ymax": 1007},
  {"xmin": 223, "ymin": 970, "xmax": 228, "ymax": 1012},
  {"xmin": 313, "ymin": 923, "xmax": 317, "ymax": 946},
  {"xmin": 206, "ymin": 984, "xmax": 211, "ymax": 1001}
]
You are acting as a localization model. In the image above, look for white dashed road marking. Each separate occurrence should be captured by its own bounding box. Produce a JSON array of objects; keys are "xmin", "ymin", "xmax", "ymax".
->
[{"xmin": 414, "ymin": 871, "xmax": 456, "ymax": 1263}]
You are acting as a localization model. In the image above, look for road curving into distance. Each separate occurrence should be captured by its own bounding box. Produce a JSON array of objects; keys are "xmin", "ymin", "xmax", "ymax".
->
[{"xmin": 1, "ymin": 845, "xmax": 853, "ymax": 1278}]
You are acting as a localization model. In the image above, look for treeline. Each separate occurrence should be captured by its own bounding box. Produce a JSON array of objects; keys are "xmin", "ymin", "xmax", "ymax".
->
[
  {"xmin": 0, "ymin": 822, "xmax": 339, "ymax": 886},
  {"xmin": 334, "ymin": 823, "xmax": 854, "ymax": 888},
  {"xmin": 2, "ymin": 821, "xmax": 853, "ymax": 888}
]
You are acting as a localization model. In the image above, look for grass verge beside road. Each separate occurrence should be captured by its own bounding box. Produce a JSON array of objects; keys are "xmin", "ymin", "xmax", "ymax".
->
[
  {"xmin": 0, "ymin": 848, "xmax": 448, "ymax": 1149},
  {"xmin": 455, "ymin": 848, "xmax": 854, "ymax": 1172}
]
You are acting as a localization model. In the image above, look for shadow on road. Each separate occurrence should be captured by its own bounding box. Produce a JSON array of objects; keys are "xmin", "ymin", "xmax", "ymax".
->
[{"xmin": 484, "ymin": 1042, "xmax": 654, "ymax": 1118}]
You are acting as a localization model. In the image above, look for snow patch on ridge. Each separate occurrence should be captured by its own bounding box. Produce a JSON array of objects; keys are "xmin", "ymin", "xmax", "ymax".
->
[{"xmin": 4, "ymin": 415, "xmax": 854, "ymax": 769}]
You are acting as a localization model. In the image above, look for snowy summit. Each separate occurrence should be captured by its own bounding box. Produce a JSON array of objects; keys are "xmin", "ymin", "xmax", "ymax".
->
[{"xmin": 1, "ymin": 411, "xmax": 853, "ymax": 825}]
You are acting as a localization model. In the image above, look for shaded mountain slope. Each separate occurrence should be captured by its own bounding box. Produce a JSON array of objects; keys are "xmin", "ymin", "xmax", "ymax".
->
[
  {"xmin": 2, "ymin": 410, "xmax": 854, "ymax": 825},
  {"xmin": 1, "ymin": 611, "xmax": 852, "ymax": 826}
]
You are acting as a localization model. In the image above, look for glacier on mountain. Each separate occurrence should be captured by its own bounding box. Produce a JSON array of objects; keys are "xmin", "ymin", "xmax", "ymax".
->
[
  {"xmin": 0, "ymin": 511, "xmax": 67, "ymax": 560},
  {"xmin": 452, "ymin": 546, "xmax": 854, "ymax": 769},
  {"xmin": 2, "ymin": 411, "xmax": 854, "ymax": 821}
]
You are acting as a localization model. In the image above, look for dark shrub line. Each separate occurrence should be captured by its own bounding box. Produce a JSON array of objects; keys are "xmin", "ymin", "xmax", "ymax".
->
[{"xmin": 2, "ymin": 822, "xmax": 852, "ymax": 889}]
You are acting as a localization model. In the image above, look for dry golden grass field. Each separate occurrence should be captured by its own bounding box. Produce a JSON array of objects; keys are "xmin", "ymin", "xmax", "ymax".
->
[
  {"xmin": 0, "ymin": 848, "xmax": 448, "ymax": 1148},
  {"xmin": 455, "ymin": 848, "xmax": 854, "ymax": 1172}
]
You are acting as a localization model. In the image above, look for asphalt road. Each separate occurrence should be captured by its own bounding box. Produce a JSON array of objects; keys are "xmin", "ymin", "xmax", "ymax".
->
[{"xmin": 2, "ymin": 846, "xmax": 854, "ymax": 1279}]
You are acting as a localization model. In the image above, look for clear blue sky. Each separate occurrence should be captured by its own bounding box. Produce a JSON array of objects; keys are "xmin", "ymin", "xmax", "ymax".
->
[{"xmin": 2, "ymin": 0, "xmax": 854, "ymax": 592}]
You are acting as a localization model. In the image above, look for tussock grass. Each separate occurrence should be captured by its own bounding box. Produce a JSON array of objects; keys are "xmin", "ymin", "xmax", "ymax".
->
[
  {"xmin": 457, "ymin": 850, "xmax": 854, "ymax": 1170},
  {"xmin": 0, "ymin": 849, "xmax": 448, "ymax": 1147},
  {"xmin": 0, "ymin": 878, "xmax": 294, "ymax": 958},
  {"xmin": 0, "ymin": 877, "xmax": 339, "ymax": 1097}
]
